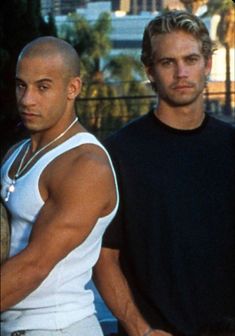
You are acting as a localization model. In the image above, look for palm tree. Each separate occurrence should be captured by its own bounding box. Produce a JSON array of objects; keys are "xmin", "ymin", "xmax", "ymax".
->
[
  {"xmin": 180, "ymin": 0, "xmax": 234, "ymax": 116},
  {"xmin": 104, "ymin": 54, "xmax": 150, "ymax": 118},
  {"xmin": 206, "ymin": 0, "xmax": 235, "ymax": 116},
  {"xmin": 69, "ymin": 12, "xmax": 112, "ymax": 81},
  {"xmin": 63, "ymin": 13, "xmax": 150, "ymax": 137},
  {"xmin": 77, "ymin": 53, "xmax": 149, "ymax": 138}
]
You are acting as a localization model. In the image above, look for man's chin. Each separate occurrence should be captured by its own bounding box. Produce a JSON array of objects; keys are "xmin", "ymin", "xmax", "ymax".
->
[{"xmin": 164, "ymin": 94, "xmax": 202, "ymax": 107}]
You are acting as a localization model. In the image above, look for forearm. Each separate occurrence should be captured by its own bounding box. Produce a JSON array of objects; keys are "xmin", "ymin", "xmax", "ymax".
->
[
  {"xmin": 0, "ymin": 249, "xmax": 48, "ymax": 311},
  {"xmin": 94, "ymin": 249, "xmax": 150, "ymax": 336}
]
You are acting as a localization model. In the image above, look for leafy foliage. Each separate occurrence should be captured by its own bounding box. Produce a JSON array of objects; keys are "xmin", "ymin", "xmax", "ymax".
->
[
  {"xmin": 62, "ymin": 13, "xmax": 151, "ymax": 138},
  {"xmin": 205, "ymin": 0, "xmax": 235, "ymax": 115},
  {"xmin": 206, "ymin": 0, "xmax": 235, "ymax": 47},
  {"xmin": 207, "ymin": 0, "xmax": 234, "ymax": 13}
]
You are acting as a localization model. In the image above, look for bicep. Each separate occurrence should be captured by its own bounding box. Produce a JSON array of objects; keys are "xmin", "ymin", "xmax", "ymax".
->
[{"xmin": 27, "ymin": 154, "xmax": 116, "ymax": 272}]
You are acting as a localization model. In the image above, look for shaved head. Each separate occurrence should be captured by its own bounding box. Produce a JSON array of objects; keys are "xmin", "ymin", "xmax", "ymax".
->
[{"xmin": 17, "ymin": 36, "xmax": 80, "ymax": 78}]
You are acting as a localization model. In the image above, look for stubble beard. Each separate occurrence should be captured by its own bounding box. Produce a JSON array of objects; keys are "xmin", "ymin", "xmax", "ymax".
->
[{"xmin": 153, "ymin": 82, "xmax": 205, "ymax": 108}]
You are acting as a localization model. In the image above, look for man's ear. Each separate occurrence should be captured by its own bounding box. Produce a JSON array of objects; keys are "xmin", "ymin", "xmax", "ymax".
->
[
  {"xmin": 205, "ymin": 56, "xmax": 212, "ymax": 77},
  {"xmin": 67, "ymin": 77, "xmax": 82, "ymax": 100}
]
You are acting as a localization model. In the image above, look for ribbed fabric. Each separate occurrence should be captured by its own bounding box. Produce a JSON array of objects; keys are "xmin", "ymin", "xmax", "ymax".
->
[{"xmin": 1, "ymin": 132, "xmax": 119, "ymax": 333}]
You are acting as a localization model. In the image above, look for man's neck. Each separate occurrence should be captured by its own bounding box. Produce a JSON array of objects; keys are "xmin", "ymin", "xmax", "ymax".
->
[
  {"xmin": 154, "ymin": 102, "xmax": 205, "ymax": 130},
  {"xmin": 30, "ymin": 114, "xmax": 80, "ymax": 153}
]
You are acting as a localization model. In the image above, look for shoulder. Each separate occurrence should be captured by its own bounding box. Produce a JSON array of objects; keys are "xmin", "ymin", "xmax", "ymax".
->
[
  {"xmin": 44, "ymin": 140, "xmax": 117, "ymax": 215},
  {"xmin": 204, "ymin": 116, "xmax": 235, "ymax": 153},
  {"xmin": 207, "ymin": 115, "xmax": 235, "ymax": 131},
  {"xmin": 207, "ymin": 115, "xmax": 235, "ymax": 141},
  {"xmin": 47, "ymin": 140, "xmax": 114, "ymax": 188},
  {"xmin": 74, "ymin": 143, "xmax": 112, "ymax": 176}
]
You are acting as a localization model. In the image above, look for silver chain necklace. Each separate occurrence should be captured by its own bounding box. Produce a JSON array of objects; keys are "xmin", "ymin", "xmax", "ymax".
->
[{"xmin": 4, "ymin": 117, "xmax": 78, "ymax": 202}]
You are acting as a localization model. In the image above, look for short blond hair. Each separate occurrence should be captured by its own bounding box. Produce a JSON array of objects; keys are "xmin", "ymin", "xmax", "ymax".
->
[{"xmin": 141, "ymin": 10, "xmax": 216, "ymax": 66}]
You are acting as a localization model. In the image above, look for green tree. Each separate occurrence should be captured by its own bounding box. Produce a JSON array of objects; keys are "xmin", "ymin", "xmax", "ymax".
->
[
  {"xmin": 43, "ymin": 12, "xmax": 58, "ymax": 37},
  {"xmin": 179, "ymin": 0, "xmax": 234, "ymax": 116},
  {"xmin": 63, "ymin": 13, "xmax": 149, "ymax": 138},
  {"xmin": 104, "ymin": 54, "xmax": 150, "ymax": 118},
  {"xmin": 77, "ymin": 82, "xmax": 128, "ymax": 139},
  {"xmin": 71, "ymin": 12, "xmax": 112, "ymax": 80},
  {"xmin": 206, "ymin": 0, "xmax": 234, "ymax": 116}
]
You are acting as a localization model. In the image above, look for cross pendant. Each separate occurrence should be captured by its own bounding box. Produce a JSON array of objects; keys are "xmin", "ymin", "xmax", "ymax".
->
[{"xmin": 5, "ymin": 180, "xmax": 16, "ymax": 202}]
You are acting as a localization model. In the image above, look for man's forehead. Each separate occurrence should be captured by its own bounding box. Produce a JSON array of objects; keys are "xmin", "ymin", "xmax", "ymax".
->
[
  {"xmin": 16, "ymin": 55, "xmax": 66, "ymax": 81},
  {"xmin": 151, "ymin": 30, "xmax": 200, "ymax": 44},
  {"xmin": 17, "ymin": 53, "xmax": 65, "ymax": 74},
  {"xmin": 151, "ymin": 31, "xmax": 202, "ymax": 57}
]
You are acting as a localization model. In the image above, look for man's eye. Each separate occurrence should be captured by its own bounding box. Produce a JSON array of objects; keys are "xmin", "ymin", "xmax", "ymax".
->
[
  {"xmin": 187, "ymin": 57, "xmax": 199, "ymax": 64},
  {"xmin": 161, "ymin": 60, "xmax": 173, "ymax": 67},
  {"xmin": 16, "ymin": 83, "xmax": 26, "ymax": 89},
  {"xmin": 39, "ymin": 85, "xmax": 49, "ymax": 91}
]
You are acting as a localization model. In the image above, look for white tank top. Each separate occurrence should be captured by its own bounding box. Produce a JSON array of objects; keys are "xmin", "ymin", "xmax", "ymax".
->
[{"xmin": 1, "ymin": 132, "xmax": 119, "ymax": 332}]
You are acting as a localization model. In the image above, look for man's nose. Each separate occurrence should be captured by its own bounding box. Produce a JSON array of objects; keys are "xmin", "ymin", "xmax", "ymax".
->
[
  {"xmin": 175, "ymin": 61, "xmax": 188, "ymax": 78},
  {"xmin": 18, "ymin": 88, "xmax": 36, "ymax": 106}
]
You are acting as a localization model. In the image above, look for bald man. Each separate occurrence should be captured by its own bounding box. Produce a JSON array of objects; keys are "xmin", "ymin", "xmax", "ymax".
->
[{"xmin": 0, "ymin": 36, "xmax": 119, "ymax": 336}]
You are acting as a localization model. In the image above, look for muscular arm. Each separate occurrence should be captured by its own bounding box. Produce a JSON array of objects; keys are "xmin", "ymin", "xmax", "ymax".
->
[
  {"xmin": 94, "ymin": 248, "xmax": 172, "ymax": 336},
  {"xmin": 0, "ymin": 145, "xmax": 117, "ymax": 311}
]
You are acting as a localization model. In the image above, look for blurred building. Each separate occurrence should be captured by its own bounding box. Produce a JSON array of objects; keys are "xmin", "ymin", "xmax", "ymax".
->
[
  {"xmin": 163, "ymin": 0, "xmax": 184, "ymax": 10},
  {"xmin": 41, "ymin": 0, "xmax": 85, "ymax": 16},
  {"xmin": 46, "ymin": 0, "xmax": 234, "ymax": 85},
  {"xmin": 110, "ymin": 0, "xmax": 131, "ymax": 12},
  {"xmin": 88, "ymin": 0, "xmax": 163, "ymax": 13},
  {"xmin": 129, "ymin": 0, "xmax": 163, "ymax": 13}
]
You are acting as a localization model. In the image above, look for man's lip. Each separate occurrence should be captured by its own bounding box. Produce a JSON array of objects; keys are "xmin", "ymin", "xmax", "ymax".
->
[
  {"xmin": 20, "ymin": 112, "xmax": 39, "ymax": 118},
  {"xmin": 173, "ymin": 85, "xmax": 193, "ymax": 89},
  {"xmin": 172, "ymin": 83, "xmax": 194, "ymax": 89}
]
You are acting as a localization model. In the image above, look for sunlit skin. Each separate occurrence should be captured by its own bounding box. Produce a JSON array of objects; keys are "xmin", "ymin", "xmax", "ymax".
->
[
  {"xmin": 16, "ymin": 54, "xmax": 81, "ymax": 152},
  {"xmin": 146, "ymin": 30, "xmax": 212, "ymax": 129}
]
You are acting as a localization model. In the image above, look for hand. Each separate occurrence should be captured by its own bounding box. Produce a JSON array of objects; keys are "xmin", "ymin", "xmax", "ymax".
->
[{"xmin": 148, "ymin": 330, "xmax": 173, "ymax": 336}]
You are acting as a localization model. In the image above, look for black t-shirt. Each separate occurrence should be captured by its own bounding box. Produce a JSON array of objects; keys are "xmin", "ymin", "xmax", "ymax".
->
[{"xmin": 103, "ymin": 111, "xmax": 235, "ymax": 336}]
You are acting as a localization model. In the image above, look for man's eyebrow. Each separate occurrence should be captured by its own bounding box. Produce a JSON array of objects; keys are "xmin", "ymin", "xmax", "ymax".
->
[
  {"xmin": 15, "ymin": 77, "xmax": 24, "ymax": 82},
  {"xmin": 156, "ymin": 53, "xmax": 201, "ymax": 62},
  {"xmin": 156, "ymin": 57, "xmax": 175, "ymax": 62},
  {"xmin": 185, "ymin": 53, "xmax": 201, "ymax": 58},
  {"xmin": 36, "ymin": 78, "xmax": 53, "ymax": 83},
  {"xmin": 15, "ymin": 77, "xmax": 53, "ymax": 83}
]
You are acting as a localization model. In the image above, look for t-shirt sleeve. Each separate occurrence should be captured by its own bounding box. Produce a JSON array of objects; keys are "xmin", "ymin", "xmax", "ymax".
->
[{"xmin": 102, "ymin": 138, "xmax": 124, "ymax": 250}]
